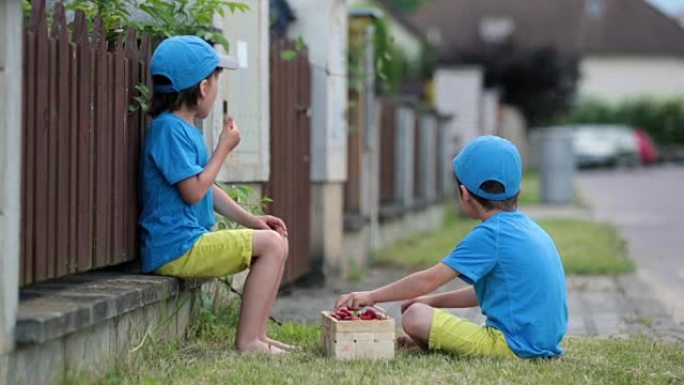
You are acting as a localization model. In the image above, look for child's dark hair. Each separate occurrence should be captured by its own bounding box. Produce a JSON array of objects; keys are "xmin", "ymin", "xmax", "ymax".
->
[
  {"xmin": 455, "ymin": 177, "xmax": 518, "ymax": 211},
  {"xmin": 149, "ymin": 68, "xmax": 222, "ymax": 117}
]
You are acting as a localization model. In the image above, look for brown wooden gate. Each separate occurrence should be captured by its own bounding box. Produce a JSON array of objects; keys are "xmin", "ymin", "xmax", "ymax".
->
[
  {"xmin": 379, "ymin": 100, "xmax": 397, "ymax": 205},
  {"xmin": 20, "ymin": 2, "xmax": 150, "ymax": 286},
  {"xmin": 265, "ymin": 38, "xmax": 312, "ymax": 284}
]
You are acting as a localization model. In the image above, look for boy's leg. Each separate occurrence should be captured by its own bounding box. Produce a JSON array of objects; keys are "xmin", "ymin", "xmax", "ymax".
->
[
  {"xmin": 407, "ymin": 305, "xmax": 517, "ymax": 358},
  {"xmin": 401, "ymin": 303, "xmax": 435, "ymax": 349},
  {"xmin": 258, "ymin": 235, "xmax": 295, "ymax": 350},
  {"xmin": 236, "ymin": 230, "xmax": 287, "ymax": 354}
]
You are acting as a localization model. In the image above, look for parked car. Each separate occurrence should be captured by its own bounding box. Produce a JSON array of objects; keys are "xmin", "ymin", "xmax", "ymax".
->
[
  {"xmin": 572, "ymin": 125, "xmax": 641, "ymax": 168},
  {"xmin": 634, "ymin": 128, "xmax": 659, "ymax": 165}
]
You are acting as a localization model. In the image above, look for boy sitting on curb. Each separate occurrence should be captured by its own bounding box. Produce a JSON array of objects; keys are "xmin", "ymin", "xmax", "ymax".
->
[
  {"xmin": 336, "ymin": 136, "xmax": 568, "ymax": 358},
  {"xmin": 140, "ymin": 36, "xmax": 292, "ymax": 355}
]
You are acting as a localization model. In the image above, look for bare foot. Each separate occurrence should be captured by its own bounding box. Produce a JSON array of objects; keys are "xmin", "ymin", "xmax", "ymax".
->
[
  {"xmin": 238, "ymin": 340, "xmax": 288, "ymax": 356},
  {"xmin": 396, "ymin": 335, "xmax": 419, "ymax": 349},
  {"xmin": 261, "ymin": 336, "xmax": 298, "ymax": 351}
]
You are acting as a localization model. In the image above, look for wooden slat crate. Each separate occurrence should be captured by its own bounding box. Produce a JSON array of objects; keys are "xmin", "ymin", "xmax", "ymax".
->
[{"xmin": 321, "ymin": 311, "xmax": 395, "ymax": 360}]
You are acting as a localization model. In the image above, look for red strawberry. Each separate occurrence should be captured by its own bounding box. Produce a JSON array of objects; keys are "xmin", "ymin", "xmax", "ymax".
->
[{"xmin": 364, "ymin": 309, "xmax": 377, "ymax": 319}]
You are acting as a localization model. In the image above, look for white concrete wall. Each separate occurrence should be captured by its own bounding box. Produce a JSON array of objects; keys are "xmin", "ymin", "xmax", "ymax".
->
[
  {"xmin": 206, "ymin": 0, "xmax": 271, "ymax": 182},
  {"xmin": 0, "ymin": 0, "xmax": 22, "ymax": 369},
  {"xmin": 348, "ymin": 0, "xmax": 423, "ymax": 68},
  {"xmin": 434, "ymin": 67, "xmax": 483, "ymax": 151},
  {"xmin": 385, "ymin": 14, "xmax": 423, "ymax": 62},
  {"xmin": 480, "ymin": 89, "xmax": 499, "ymax": 136},
  {"xmin": 288, "ymin": 0, "xmax": 348, "ymax": 182},
  {"xmin": 579, "ymin": 55, "xmax": 684, "ymax": 102}
]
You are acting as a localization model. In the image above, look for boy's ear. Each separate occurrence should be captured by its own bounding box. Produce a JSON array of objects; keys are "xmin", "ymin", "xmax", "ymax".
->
[
  {"xmin": 459, "ymin": 185, "xmax": 470, "ymax": 201},
  {"xmin": 198, "ymin": 78, "xmax": 209, "ymax": 99}
]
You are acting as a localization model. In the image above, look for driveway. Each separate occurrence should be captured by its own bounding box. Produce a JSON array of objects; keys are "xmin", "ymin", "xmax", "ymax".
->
[{"xmin": 576, "ymin": 165, "xmax": 684, "ymax": 325}]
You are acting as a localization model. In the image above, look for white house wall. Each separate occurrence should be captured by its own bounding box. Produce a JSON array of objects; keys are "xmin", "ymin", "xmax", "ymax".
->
[
  {"xmin": 480, "ymin": 89, "xmax": 499, "ymax": 136},
  {"xmin": 348, "ymin": 0, "xmax": 423, "ymax": 63},
  {"xmin": 579, "ymin": 55, "xmax": 684, "ymax": 101},
  {"xmin": 386, "ymin": 16, "xmax": 423, "ymax": 62},
  {"xmin": 434, "ymin": 67, "xmax": 483, "ymax": 151},
  {"xmin": 1, "ymin": 0, "xmax": 22, "ymax": 366},
  {"xmin": 208, "ymin": 0, "xmax": 270, "ymax": 182},
  {"xmin": 288, "ymin": 0, "xmax": 348, "ymax": 182}
]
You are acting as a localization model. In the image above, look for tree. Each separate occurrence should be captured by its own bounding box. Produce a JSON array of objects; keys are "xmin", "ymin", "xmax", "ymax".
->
[{"xmin": 460, "ymin": 43, "xmax": 580, "ymax": 126}]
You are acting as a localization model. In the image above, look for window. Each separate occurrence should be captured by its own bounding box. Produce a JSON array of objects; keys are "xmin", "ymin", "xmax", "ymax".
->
[{"xmin": 479, "ymin": 17, "xmax": 515, "ymax": 44}]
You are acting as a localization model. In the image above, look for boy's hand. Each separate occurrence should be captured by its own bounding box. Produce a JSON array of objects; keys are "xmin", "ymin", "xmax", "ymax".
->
[
  {"xmin": 335, "ymin": 291, "xmax": 375, "ymax": 310},
  {"xmin": 401, "ymin": 297, "xmax": 425, "ymax": 313},
  {"xmin": 252, "ymin": 215, "xmax": 288, "ymax": 237},
  {"xmin": 218, "ymin": 116, "xmax": 241, "ymax": 152}
]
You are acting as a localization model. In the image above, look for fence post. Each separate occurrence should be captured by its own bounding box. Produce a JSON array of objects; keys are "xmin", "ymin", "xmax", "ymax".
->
[{"xmin": 0, "ymin": 0, "xmax": 24, "ymax": 373}]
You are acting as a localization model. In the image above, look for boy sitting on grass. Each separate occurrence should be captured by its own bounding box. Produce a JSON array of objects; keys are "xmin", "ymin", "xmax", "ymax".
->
[
  {"xmin": 336, "ymin": 136, "xmax": 568, "ymax": 358},
  {"xmin": 140, "ymin": 36, "xmax": 292, "ymax": 355}
]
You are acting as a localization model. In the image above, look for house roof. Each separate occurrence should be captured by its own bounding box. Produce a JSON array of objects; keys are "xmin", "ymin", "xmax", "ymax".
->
[{"xmin": 406, "ymin": 0, "xmax": 684, "ymax": 60}]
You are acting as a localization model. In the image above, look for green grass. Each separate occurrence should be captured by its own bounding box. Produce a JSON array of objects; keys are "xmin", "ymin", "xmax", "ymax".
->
[
  {"xmin": 374, "ymin": 208, "xmax": 633, "ymax": 275},
  {"xmin": 518, "ymin": 171, "xmax": 541, "ymax": 205},
  {"xmin": 69, "ymin": 305, "xmax": 684, "ymax": 385}
]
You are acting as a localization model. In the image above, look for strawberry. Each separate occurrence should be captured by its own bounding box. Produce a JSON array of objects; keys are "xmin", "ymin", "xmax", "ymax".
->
[{"xmin": 363, "ymin": 309, "xmax": 377, "ymax": 319}]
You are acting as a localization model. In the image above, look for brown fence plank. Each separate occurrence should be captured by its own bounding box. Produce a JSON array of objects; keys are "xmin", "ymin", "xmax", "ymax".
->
[
  {"xmin": 124, "ymin": 28, "xmax": 140, "ymax": 263},
  {"xmin": 72, "ymin": 11, "xmax": 94, "ymax": 272},
  {"xmin": 22, "ymin": 30, "xmax": 36, "ymax": 286},
  {"xmin": 345, "ymin": 91, "xmax": 362, "ymax": 213},
  {"xmin": 51, "ymin": 2, "xmax": 70, "ymax": 278},
  {"xmin": 33, "ymin": 1, "xmax": 50, "ymax": 282},
  {"xmin": 380, "ymin": 101, "xmax": 396, "ymax": 204},
  {"xmin": 92, "ymin": 16, "xmax": 110, "ymax": 267},
  {"xmin": 46, "ymin": 20, "xmax": 58, "ymax": 280},
  {"xmin": 111, "ymin": 39, "xmax": 126, "ymax": 264},
  {"xmin": 413, "ymin": 111, "xmax": 421, "ymax": 202}
]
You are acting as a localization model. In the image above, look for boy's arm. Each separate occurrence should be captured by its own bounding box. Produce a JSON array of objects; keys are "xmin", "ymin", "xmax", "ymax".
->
[
  {"xmin": 335, "ymin": 263, "xmax": 458, "ymax": 310},
  {"xmin": 211, "ymin": 184, "xmax": 288, "ymax": 236},
  {"xmin": 176, "ymin": 117, "xmax": 240, "ymax": 205},
  {"xmin": 401, "ymin": 287, "xmax": 478, "ymax": 312}
]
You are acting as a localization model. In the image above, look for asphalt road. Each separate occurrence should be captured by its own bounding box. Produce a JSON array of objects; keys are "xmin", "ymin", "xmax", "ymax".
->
[{"xmin": 576, "ymin": 164, "xmax": 684, "ymax": 324}]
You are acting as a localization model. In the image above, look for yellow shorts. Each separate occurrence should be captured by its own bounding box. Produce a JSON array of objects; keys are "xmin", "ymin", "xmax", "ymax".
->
[
  {"xmin": 155, "ymin": 229, "xmax": 253, "ymax": 278},
  {"xmin": 428, "ymin": 309, "xmax": 517, "ymax": 358}
]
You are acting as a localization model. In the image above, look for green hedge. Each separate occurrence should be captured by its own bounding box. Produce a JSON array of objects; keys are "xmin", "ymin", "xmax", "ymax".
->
[{"xmin": 567, "ymin": 97, "xmax": 684, "ymax": 145}]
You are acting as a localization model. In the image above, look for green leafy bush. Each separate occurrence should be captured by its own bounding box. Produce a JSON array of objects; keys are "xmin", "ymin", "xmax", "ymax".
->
[
  {"xmin": 37, "ymin": 0, "xmax": 249, "ymax": 51},
  {"xmin": 568, "ymin": 97, "xmax": 684, "ymax": 145}
]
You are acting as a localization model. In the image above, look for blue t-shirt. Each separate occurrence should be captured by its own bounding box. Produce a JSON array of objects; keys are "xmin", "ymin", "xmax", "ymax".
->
[
  {"xmin": 441, "ymin": 211, "xmax": 568, "ymax": 358},
  {"xmin": 139, "ymin": 112, "xmax": 215, "ymax": 273}
]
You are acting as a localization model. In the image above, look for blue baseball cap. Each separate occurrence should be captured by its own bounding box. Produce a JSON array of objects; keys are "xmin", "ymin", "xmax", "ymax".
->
[
  {"xmin": 151, "ymin": 35, "xmax": 238, "ymax": 93},
  {"xmin": 453, "ymin": 135, "xmax": 522, "ymax": 201}
]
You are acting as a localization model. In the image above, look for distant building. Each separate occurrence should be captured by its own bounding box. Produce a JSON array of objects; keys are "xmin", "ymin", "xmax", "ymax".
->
[{"xmin": 405, "ymin": 0, "xmax": 684, "ymax": 102}]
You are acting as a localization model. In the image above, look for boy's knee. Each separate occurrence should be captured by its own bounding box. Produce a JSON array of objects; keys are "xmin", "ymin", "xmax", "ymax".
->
[
  {"xmin": 402, "ymin": 303, "xmax": 432, "ymax": 335},
  {"xmin": 254, "ymin": 230, "xmax": 285, "ymax": 261}
]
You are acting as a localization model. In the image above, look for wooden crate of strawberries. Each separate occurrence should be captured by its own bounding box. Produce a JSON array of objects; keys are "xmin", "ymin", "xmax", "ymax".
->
[{"xmin": 321, "ymin": 307, "xmax": 395, "ymax": 360}]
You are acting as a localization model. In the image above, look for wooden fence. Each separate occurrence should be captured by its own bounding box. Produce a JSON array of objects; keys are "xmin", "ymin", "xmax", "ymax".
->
[
  {"xmin": 379, "ymin": 100, "xmax": 397, "ymax": 205},
  {"xmin": 21, "ymin": 1, "xmax": 150, "ymax": 286},
  {"xmin": 265, "ymin": 39, "xmax": 313, "ymax": 284},
  {"xmin": 345, "ymin": 91, "xmax": 364, "ymax": 214}
]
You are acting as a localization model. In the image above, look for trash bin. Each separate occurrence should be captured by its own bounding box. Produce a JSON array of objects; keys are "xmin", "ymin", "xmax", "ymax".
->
[{"xmin": 535, "ymin": 127, "xmax": 575, "ymax": 204}]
